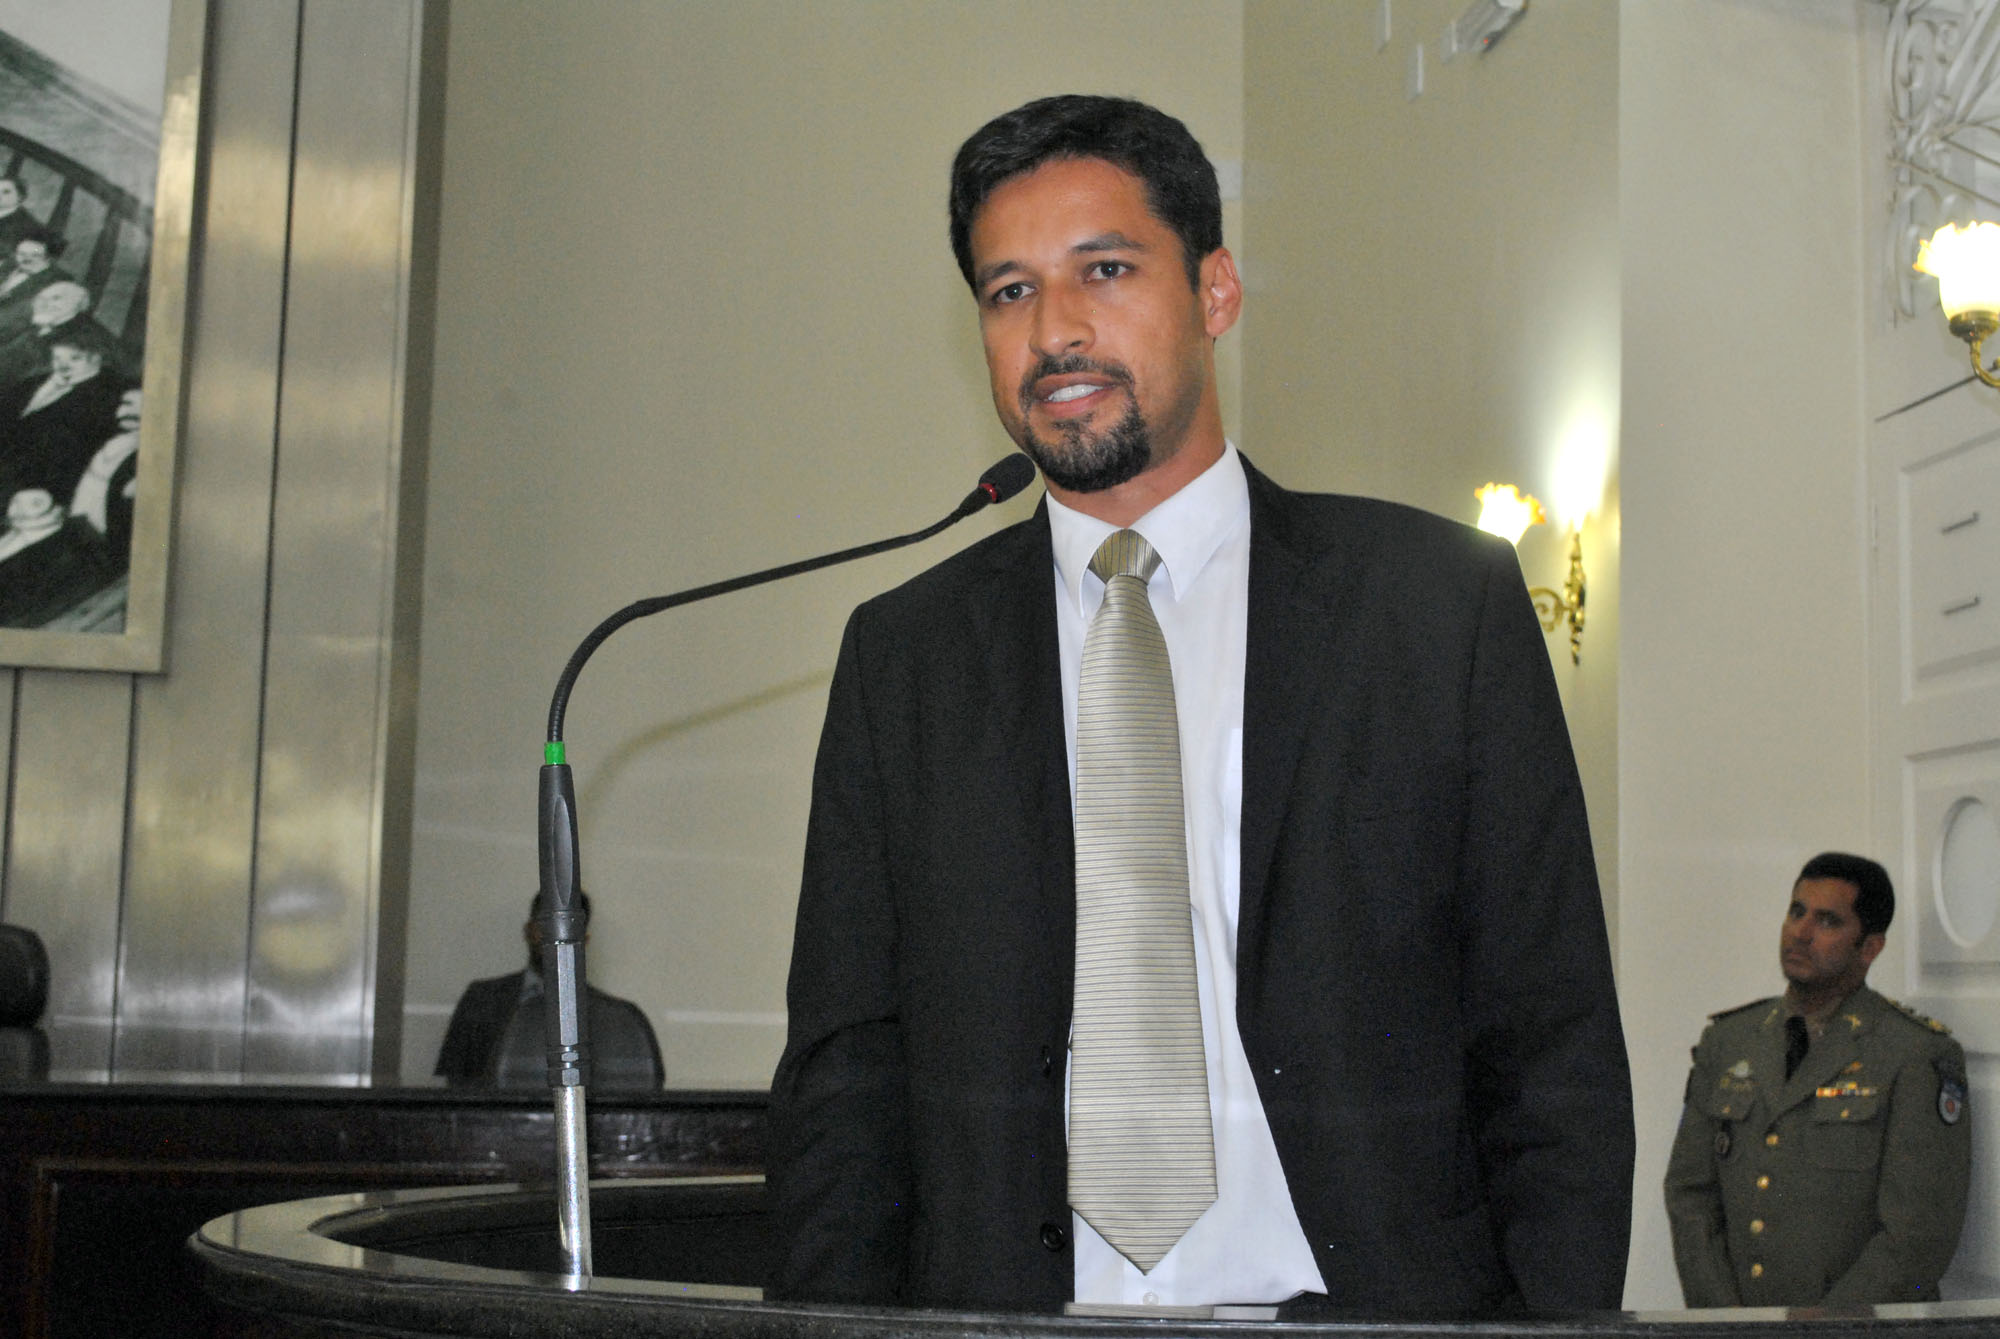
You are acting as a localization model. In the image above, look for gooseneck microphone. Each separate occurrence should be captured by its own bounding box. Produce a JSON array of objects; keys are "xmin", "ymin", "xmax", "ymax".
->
[{"xmin": 533, "ymin": 452, "xmax": 1035, "ymax": 1278}]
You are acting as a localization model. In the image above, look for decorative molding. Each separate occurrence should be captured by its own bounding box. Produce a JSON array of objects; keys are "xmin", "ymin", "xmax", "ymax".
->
[{"xmin": 1887, "ymin": 0, "xmax": 2000, "ymax": 318}]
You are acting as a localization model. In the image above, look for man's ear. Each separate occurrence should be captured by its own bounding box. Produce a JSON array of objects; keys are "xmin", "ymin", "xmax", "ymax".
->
[
  {"xmin": 1858, "ymin": 930, "xmax": 1886, "ymax": 971},
  {"xmin": 1200, "ymin": 247, "xmax": 1242, "ymax": 339}
]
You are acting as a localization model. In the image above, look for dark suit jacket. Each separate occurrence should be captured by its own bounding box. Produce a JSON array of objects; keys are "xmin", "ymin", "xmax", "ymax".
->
[
  {"xmin": 0, "ymin": 518, "xmax": 117, "ymax": 628},
  {"xmin": 767, "ymin": 459, "xmax": 1634, "ymax": 1313},
  {"xmin": 0, "ymin": 265, "xmax": 71, "ymax": 344},
  {"xmin": 0, "ymin": 370, "xmax": 130, "ymax": 505},
  {"xmin": 434, "ymin": 971, "xmax": 664, "ymax": 1091}
]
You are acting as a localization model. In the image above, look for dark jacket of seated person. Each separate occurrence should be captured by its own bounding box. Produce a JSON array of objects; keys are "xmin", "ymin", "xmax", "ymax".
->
[{"xmin": 434, "ymin": 891, "xmax": 664, "ymax": 1091}]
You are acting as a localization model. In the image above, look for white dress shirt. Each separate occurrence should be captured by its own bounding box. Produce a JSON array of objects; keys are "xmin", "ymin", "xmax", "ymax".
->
[{"xmin": 1048, "ymin": 443, "xmax": 1326, "ymax": 1306}]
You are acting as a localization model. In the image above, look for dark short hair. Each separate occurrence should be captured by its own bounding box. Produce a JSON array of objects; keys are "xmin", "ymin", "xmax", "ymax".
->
[
  {"xmin": 14, "ymin": 225, "xmax": 60, "ymax": 259},
  {"xmin": 948, "ymin": 94, "xmax": 1222, "ymax": 292},
  {"xmin": 1797, "ymin": 852, "xmax": 1893, "ymax": 938},
  {"xmin": 46, "ymin": 320, "xmax": 109, "ymax": 361},
  {"xmin": 529, "ymin": 888, "xmax": 593, "ymax": 920}
]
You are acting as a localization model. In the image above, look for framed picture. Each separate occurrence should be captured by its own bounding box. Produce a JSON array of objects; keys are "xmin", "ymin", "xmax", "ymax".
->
[{"xmin": 0, "ymin": 0, "xmax": 205, "ymax": 672}]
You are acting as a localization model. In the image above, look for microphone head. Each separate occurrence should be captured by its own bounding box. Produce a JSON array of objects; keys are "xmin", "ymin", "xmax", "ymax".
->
[{"xmin": 977, "ymin": 453, "xmax": 1037, "ymax": 506}]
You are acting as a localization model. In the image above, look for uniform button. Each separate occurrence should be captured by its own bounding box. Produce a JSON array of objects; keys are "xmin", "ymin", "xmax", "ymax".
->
[
  {"xmin": 1765, "ymin": 1132, "xmax": 1780, "ymax": 1147},
  {"xmin": 1040, "ymin": 1046, "xmax": 1053, "ymax": 1077},
  {"xmin": 1751, "ymin": 1263, "xmax": 1764, "ymax": 1279},
  {"xmin": 1750, "ymin": 1219, "xmax": 1765, "ymax": 1235},
  {"xmin": 1756, "ymin": 1175, "xmax": 1770, "ymax": 1190},
  {"xmin": 1040, "ymin": 1222, "xmax": 1067, "ymax": 1252}
]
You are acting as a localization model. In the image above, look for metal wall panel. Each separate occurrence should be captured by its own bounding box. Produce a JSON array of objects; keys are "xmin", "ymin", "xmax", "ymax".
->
[
  {"xmin": 0, "ymin": 0, "xmax": 435, "ymax": 1086},
  {"xmin": 4, "ymin": 672, "xmax": 132, "ymax": 1079},
  {"xmin": 244, "ymin": 0, "xmax": 432, "ymax": 1082},
  {"xmin": 112, "ymin": 0, "xmax": 301, "ymax": 1081}
]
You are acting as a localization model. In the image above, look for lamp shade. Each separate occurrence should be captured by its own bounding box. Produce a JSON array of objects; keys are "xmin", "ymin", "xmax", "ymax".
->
[
  {"xmin": 1917, "ymin": 222, "xmax": 2000, "ymax": 318},
  {"xmin": 1475, "ymin": 483, "xmax": 1544, "ymax": 546}
]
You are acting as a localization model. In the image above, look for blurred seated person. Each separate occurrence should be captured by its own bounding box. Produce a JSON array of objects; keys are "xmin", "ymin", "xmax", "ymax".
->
[
  {"xmin": 0, "ymin": 488, "xmax": 110, "ymax": 628},
  {"xmin": 0, "ymin": 176, "xmax": 44, "ymax": 256},
  {"xmin": 0, "ymin": 922, "xmax": 51, "ymax": 1082},
  {"xmin": 0, "ymin": 323, "xmax": 129, "ymax": 505},
  {"xmin": 0, "ymin": 230, "xmax": 68, "ymax": 340},
  {"xmin": 71, "ymin": 385, "xmax": 142, "ymax": 557},
  {"xmin": 0, "ymin": 281, "xmax": 111, "ymax": 387},
  {"xmin": 434, "ymin": 890, "xmax": 664, "ymax": 1091}
]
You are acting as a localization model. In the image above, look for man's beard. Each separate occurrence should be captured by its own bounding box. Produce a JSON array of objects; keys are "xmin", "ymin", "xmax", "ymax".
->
[{"xmin": 1011, "ymin": 356, "xmax": 1152, "ymax": 494}]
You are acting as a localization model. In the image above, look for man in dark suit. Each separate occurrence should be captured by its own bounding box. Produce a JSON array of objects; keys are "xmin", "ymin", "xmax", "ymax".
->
[
  {"xmin": 0, "ymin": 323, "xmax": 128, "ymax": 507},
  {"xmin": 0, "ymin": 231, "xmax": 69, "ymax": 343},
  {"xmin": 0, "ymin": 178, "xmax": 44, "ymax": 258},
  {"xmin": 767, "ymin": 95, "xmax": 1632, "ymax": 1314},
  {"xmin": 434, "ymin": 890, "xmax": 664, "ymax": 1091}
]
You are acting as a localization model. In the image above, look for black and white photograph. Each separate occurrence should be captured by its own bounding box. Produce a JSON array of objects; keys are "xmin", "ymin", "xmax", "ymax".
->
[{"xmin": 0, "ymin": 0, "xmax": 199, "ymax": 669}]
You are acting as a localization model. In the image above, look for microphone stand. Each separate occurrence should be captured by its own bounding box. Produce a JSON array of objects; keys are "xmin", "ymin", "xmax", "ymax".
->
[{"xmin": 534, "ymin": 453, "xmax": 1035, "ymax": 1280}]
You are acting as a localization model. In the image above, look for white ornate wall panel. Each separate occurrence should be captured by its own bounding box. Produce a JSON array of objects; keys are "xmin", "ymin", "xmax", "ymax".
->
[
  {"xmin": 1887, "ymin": 0, "xmax": 2000, "ymax": 319},
  {"xmin": 1875, "ymin": 0, "xmax": 2000, "ymax": 1299}
]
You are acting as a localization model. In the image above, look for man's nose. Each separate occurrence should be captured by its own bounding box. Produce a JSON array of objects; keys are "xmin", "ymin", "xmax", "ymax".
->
[{"xmin": 1031, "ymin": 284, "xmax": 1092, "ymax": 357}]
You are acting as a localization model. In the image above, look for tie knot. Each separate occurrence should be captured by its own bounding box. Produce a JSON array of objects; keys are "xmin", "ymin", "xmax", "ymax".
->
[{"xmin": 1089, "ymin": 529, "xmax": 1161, "ymax": 584}]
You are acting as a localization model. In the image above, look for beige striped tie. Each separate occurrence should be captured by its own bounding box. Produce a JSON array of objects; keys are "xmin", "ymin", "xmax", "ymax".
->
[{"xmin": 1068, "ymin": 529, "xmax": 1216, "ymax": 1273}]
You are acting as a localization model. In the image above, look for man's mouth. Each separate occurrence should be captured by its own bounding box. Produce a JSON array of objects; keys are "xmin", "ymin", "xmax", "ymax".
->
[
  {"xmin": 1020, "ymin": 357, "xmax": 1131, "ymax": 417},
  {"xmin": 1044, "ymin": 383, "xmax": 1101, "ymax": 403}
]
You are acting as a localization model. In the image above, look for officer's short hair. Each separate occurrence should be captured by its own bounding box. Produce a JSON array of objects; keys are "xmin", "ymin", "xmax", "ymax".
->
[{"xmin": 1797, "ymin": 851, "xmax": 1893, "ymax": 939}]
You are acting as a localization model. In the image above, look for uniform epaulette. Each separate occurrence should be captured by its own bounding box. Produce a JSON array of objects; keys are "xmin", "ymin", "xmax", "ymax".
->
[
  {"xmin": 1709, "ymin": 997, "xmax": 1776, "ymax": 1023},
  {"xmin": 1883, "ymin": 995, "xmax": 1952, "ymax": 1035}
]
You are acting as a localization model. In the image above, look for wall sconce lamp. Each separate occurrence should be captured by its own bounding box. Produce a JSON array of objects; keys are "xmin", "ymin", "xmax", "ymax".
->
[
  {"xmin": 1475, "ymin": 483, "xmax": 1586, "ymax": 664},
  {"xmin": 1916, "ymin": 222, "xmax": 2000, "ymax": 389}
]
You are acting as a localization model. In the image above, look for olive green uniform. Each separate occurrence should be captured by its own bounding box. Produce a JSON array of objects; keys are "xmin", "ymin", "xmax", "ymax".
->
[{"xmin": 1664, "ymin": 986, "xmax": 1970, "ymax": 1307}]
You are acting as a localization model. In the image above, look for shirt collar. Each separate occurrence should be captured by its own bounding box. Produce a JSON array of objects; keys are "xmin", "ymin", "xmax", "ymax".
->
[
  {"xmin": 1048, "ymin": 441, "xmax": 1248, "ymax": 616},
  {"xmin": 1783, "ymin": 985, "xmax": 1863, "ymax": 1041}
]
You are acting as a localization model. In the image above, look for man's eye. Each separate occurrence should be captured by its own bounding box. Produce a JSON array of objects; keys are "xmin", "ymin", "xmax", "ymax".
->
[
  {"xmin": 1086, "ymin": 261, "xmax": 1130, "ymax": 281},
  {"xmin": 989, "ymin": 282, "xmax": 1029, "ymax": 306}
]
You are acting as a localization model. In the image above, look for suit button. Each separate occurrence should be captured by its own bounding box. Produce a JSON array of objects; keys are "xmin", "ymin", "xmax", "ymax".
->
[
  {"xmin": 1756, "ymin": 1175, "xmax": 1770, "ymax": 1190},
  {"xmin": 1750, "ymin": 1219, "xmax": 1765, "ymax": 1235},
  {"xmin": 1040, "ymin": 1046, "xmax": 1053, "ymax": 1077},
  {"xmin": 1040, "ymin": 1222, "xmax": 1067, "ymax": 1252},
  {"xmin": 1750, "ymin": 1263, "xmax": 1764, "ymax": 1279}
]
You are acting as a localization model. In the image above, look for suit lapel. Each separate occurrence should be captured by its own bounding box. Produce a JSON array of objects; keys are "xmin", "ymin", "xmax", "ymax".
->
[
  {"xmin": 1236, "ymin": 461, "xmax": 1361, "ymax": 980},
  {"xmin": 957, "ymin": 506, "xmax": 1075, "ymax": 991}
]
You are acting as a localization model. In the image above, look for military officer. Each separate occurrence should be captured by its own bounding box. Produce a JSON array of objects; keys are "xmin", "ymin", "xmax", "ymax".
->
[{"xmin": 1665, "ymin": 852, "xmax": 1971, "ymax": 1307}]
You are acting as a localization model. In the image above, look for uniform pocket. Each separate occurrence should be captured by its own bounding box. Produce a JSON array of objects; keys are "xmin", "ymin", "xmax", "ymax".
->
[
  {"xmin": 1698, "ymin": 1080, "xmax": 1755, "ymax": 1124},
  {"xmin": 1810, "ymin": 1092, "xmax": 1884, "ymax": 1170}
]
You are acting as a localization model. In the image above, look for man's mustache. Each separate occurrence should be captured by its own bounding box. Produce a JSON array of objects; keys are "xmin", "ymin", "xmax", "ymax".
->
[{"xmin": 1016, "ymin": 355, "xmax": 1133, "ymax": 412}]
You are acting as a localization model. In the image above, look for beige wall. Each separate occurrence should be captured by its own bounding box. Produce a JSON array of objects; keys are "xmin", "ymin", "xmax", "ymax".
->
[
  {"xmin": 1239, "ymin": 0, "xmax": 1621, "ymax": 952},
  {"xmin": 405, "ymin": 1, "xmax": 1245, "ymax": 1087},
  {"xmin": 1242, "ymin": 0, "xmax": 1878, "ymax": 1309},
  {"xmin": 1617, "ymin": 0, "xmax": 1870, "ymax": 1310}
]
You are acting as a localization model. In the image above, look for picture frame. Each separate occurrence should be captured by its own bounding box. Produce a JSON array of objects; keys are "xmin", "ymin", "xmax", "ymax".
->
[{"xmin": 0, "ymin": 0, "xmax": 206, "ymax": 672}]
